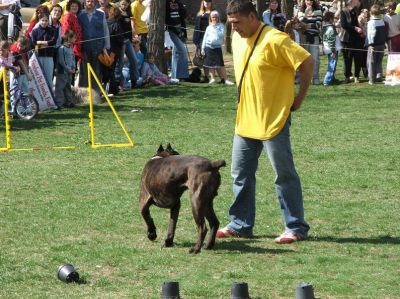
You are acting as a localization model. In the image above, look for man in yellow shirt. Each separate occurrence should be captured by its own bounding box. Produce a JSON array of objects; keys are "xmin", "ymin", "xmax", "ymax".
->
[
  {"xmin": 131, "ymin": 0, "xmax": 148, "ymax": 57},
  {"xmin": 216, "ymin": 0, "xmax": 314, "ymax": 244}
]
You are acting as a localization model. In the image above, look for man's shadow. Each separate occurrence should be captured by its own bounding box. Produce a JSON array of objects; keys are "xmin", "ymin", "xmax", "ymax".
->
[
  {"xmin": 181, "ymin": 236, "xmax": 294, "ymax": 254},
  {"xmin": 265, "ymin": 234, "xmax": 400, "ymax": 245}
]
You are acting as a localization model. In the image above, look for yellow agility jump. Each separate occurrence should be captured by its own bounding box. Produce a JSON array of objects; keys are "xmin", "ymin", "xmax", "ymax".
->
[
  {"xmin": 0, "ymin": 64, "xmax": 134, "ymax": 152},
  {"xmin": 87, "ymin": 63, "xmax": 134, "ymax": 148}
]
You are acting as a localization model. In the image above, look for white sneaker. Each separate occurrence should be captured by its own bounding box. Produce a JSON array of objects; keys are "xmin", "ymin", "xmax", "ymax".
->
[
  {"xmin": 209, "ymin": 78, "xmax": 216, "ymax": 84},
  {"xmin": 224, "ymin": 79, "xmax": 234, "ymax": 85}
]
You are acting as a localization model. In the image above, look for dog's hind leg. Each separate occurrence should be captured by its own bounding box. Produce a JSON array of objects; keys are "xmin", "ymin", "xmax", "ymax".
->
[
  {"xmin": 189, "ymin": 193, "xmax": 208, "ymax": 254},
  {"xmin": 140, "ymin": 197, "xmax": 157, "ymax": 241},
  {"xmin": 164, "ymin": 201, "xmax": 181, "ymax": 248},
  {"xmin": 204, "ymin": 202, "xmax": 219, "ymax": 250}
]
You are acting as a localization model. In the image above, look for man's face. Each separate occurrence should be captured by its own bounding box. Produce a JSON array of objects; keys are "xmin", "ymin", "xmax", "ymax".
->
[
  {"xmin": 352, "ymin": 0, "xmax": 360, "ymax": 8},
  {"xmin": 85, "ymin": 0, "xmax": 95, "ymax": 10},
  {"xmin": 227, "ymin": 12, "xmax": 257, "ymax": 38}
]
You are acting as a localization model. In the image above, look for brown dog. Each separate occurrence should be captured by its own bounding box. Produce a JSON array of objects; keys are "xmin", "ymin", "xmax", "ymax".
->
[{"xmin": 139, "ymin": 144, "xmax": 226, "ymax": 254}]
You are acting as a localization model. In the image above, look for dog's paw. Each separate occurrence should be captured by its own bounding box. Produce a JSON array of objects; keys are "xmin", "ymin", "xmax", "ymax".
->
[
  {"xmin": 164, "ymin": 239, "xmax": 174, "ymax": 247},
  {"xmin": 147, "ymin": 231, "xmax": 157, "ymax": 241},
  {"xmin": 188, "ymin": 247, "xmax": 201, "ymax": 254},
  {"xmin": 203, "ymin": 243, "xmax": 215, "ymax": 250}
]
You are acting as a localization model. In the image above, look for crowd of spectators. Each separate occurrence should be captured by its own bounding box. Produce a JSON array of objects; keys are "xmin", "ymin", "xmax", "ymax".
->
[
  {"xmin": 282, "ymin": 0, "xmax": 400, "ymax": 85},
  {"xmin": 1, "ymin": 0, "xmax": 400, "ymax": 114}
]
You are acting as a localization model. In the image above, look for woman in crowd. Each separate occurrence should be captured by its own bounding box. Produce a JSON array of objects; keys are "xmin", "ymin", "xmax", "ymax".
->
[
  {"xmin": 262, "ymin": 0, "xmax": 287, "ymax": 31},
  {"xmin": 340, "ymin": 0, "xmax": 364, "ymax": 83},
  {"xmin": 105, "ymin": 6, "xmax": 125, "ymax": 95},
  {"xmin": 193, "ymin": 0, "xmax": 214, "ymax": 83},
  {"xmin": 298, "ymin": 0, "xmax": 323, "ymax": 84},
  {"xmin": 30, "ymin": 12, "xmax": 57, "ymax": 88},
  {"xmin": 165, "ymin": 0, "xmax": 189, "ymax": 81},
  {"xmin": 201, "ymin": 10, "xmax": 233, "ymax": 85},
  {"xmin": 119, "ymin": 0, "xmax": 140, "ymax": 89},
  {"xmin": 26, "ymin": 5, "xmax": 51, "ymax": 37},
  {"xmin": 50, "ymin": 5, "xmax": 63, "ymax": 48},
  {"xmin": 61, "ymin": 0, "xmax": 83, "ymax": 63},
  {"xmin": 384, "ymin": 1, "xmax": 400, "ymax": 53}
]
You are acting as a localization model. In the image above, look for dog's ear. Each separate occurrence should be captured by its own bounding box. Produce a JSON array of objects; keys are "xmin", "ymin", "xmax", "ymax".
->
[
  {"xmin": 166, "ymin": 143, "xmax": 179, "ymax": 155},
  {"xmin": 157, "ymin": 144, "xmax": 164, "ymax": 153}
]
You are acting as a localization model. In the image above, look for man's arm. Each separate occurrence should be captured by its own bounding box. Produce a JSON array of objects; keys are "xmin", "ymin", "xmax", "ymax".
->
[{"xmin": 291, "ymin": 55, "xmax": 314, "ymax": 111}]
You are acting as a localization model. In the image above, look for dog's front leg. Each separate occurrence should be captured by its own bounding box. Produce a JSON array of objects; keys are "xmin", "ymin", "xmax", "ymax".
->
[
  {"xmin": 164, "ymin": 201, "xmax": 181, "ymax": 248},
  {"xmin": 140, "ymin": 197, "xmax": 157, "ymax": 241}
]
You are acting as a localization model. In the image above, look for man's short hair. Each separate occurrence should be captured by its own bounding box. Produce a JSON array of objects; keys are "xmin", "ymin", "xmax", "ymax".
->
[{"xmin": 226, "ymin": 0, "xmax": 257, "ymax": 17}]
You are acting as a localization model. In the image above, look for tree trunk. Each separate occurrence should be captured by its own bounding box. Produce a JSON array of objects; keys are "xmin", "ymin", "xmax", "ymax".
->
[
  {"xmin": 281, "ymin": 0, "xmax": 294, "ymax": 19},
  {"xmin": 147, "ymin": 0, "xmax": 167, "ymax": 73},
  {"xmin": 256, "ymin": 0, "xmax": 267, "ymax": 20},
  {"xmin": 225, "ymin": 21, "xmax": 232, "ymax": 54}
]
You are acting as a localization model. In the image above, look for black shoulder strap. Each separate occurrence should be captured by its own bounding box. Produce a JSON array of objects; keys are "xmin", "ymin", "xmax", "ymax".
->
[{"xmin": 236, "ymin": 24, "xmax": 268, "ymax": 104}]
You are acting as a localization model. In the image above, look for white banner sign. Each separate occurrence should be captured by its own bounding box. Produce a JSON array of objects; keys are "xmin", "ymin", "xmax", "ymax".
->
[
  {"xmin": 385, "ymin": 54, "xmax": 400, "ymax": 86},
  {"xmin": 28, "ymin": 53, "xmax": 57, "ymax": 110}
]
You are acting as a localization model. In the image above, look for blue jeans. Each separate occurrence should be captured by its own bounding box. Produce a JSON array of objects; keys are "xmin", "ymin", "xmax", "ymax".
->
[
  {"xmin": 139, "ymin": 33, "xmax": 148, "ymax": 59},
  {"xmin": 38, "ymin": 56, "xmax": 54, "ymax": 90},
  {"xmin": 303, "ymin": 39, "xmax": 320, "ymax": 82},
  {"xmin": 115, "ymin": 39, "xmax": 139, "ymax": 86},
  {"xmin": 323, "ymin": 52, "xmax": 338, "ymax": 85},
  {"xmin": 168, "ymin": 31, "xmax": 189, "ymax": 79},
  {"xmin": 227, "ymin": 117, "xmax": 310, "ymax": 237}
]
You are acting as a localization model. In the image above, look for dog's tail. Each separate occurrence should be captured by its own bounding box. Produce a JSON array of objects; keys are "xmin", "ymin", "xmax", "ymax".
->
[{"xmin": 211, "ymin": 160, "xmax": 226, "ymax": 169}]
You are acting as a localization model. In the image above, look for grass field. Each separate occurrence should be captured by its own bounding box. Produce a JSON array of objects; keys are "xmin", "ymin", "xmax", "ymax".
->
[{"xmin": 1, "ymin": 62, "xmax": 399, "ymax": 298}]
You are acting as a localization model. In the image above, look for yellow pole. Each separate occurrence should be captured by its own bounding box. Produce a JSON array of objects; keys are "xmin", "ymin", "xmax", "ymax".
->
[
  {"xmin": 87, "ymin": 63, "xmax": 134, "ymax": 148},
  {"xmin": 1, "ymin": 67, "xmax": 11, "ymax": 150},
  {"xmin": 87, "ymin": 63, "xmax": 96, "ymax": 148}
]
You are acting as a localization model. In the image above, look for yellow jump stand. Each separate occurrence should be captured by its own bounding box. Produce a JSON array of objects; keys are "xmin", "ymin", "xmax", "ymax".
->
[
  {"xmin": 0, "ymin": 67, "xmax": 11, "ymax": 151},
  {"xmin": 87, "ymin": 63, "xmax": 134, "ymax": 148}
]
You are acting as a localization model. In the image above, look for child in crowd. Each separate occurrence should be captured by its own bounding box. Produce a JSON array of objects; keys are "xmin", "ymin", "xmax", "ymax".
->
[
  {"xmin": 30, "ymin": 12, "xmax": 57, "ymax": 89},
  {"xmin": 133, "ymin": 38, "xmax": 144, "ymax": 74},
  {"xmin": 0, "ymin": 40, "xmax": 20, "ymax": 116},
  {"xmin": 201, "ymin": 10, "xmax": 233, "ymax": 85},
  {"xmin": 55, "ymin": 30, "xmax": 76, "ymax": 109},
  {"xmin": 384, "ymin": 2, "xmax": 400, "ymax": 53},
  {"xmin": 141, "ymin": 52, "xmax": 169, "ymax": 86},
  {"xmin": 367, "ymin": 4, "xmax": 386, "ymax": 84},
  {"xmin": 10, "ymin": 36, "xmax": 33, "ymax": 114},
  {"xmin": 358, "ymin": 8, "xmax": 369, "ymax": 77},
  {"xmin": 322, "ymin": 11, "xmax": 340, "ymax": 86}
]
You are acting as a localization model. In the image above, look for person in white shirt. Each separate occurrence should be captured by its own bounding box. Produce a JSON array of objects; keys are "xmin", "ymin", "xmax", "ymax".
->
[
  {"xmin": 201, "ymin": 10, "xmax": 234, "ymax": 85},
  {"xmin": 0, "ymin": 0, "xmax": 19, "ymax": 40},
  {"xmin": 384, "ymin": 1, "xmax": 400, "ymax": 53}
]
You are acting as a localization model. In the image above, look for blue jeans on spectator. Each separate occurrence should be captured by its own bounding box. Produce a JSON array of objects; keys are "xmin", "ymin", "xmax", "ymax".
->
[
  {"xmin": 79, "ymin": 49, "xmax": 102, "ymax": 91},
  {"xmin": 227, "ymin": 117, "xmax": 310, "ymax": 238},
  {"xmin": 168, "ymin": 31, "xmax": 189, "ymax": 79},
  {"xmin": 303, "ymin": 39, "xmax": 320, "ymax": 83},
  {"xmin": 38, "ymin": 56, "xmax": 54, "ymax": 90},
  {"xmin": 139, "ymin": 33, "xmax": 148, "ymax": 59},
  {"xmin": 115, "ymin": 39, "xmax": 139, "ymax": 88},
  {"xmin": 323, "ymin": 52, "xmax": 338, "ymax": 85}
]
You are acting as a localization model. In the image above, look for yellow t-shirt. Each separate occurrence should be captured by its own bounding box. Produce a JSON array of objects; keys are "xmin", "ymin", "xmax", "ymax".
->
[
  {"xmin": 131, "ymin": 0, "xmax": 149, "ymax": 34},
  {"xmin": 232, "ymin": 24, "xmax": 310, "ymax": 140}
]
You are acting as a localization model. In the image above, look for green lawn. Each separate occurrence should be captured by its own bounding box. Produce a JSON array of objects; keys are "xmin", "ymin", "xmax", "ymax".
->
[{"xmin": 1, "ymin": 71, "xmax": 399, "ymax": 298}]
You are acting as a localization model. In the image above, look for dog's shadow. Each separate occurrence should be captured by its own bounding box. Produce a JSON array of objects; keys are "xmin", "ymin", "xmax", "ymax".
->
[{"xmin": 178, "ymin": 237, "xmax": 294, "ymax": 254}]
